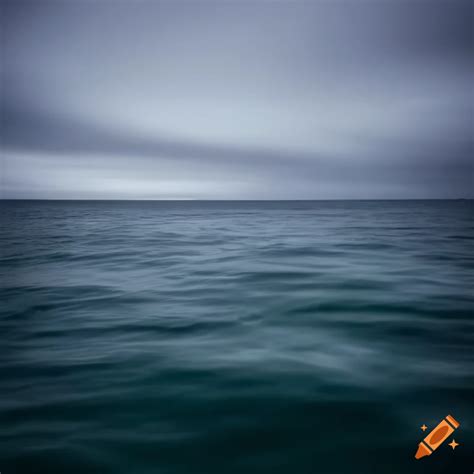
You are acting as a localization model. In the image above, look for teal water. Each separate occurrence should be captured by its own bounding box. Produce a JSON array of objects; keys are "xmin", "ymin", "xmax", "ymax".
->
[{"xmin": 1, "ymin": 200, "xmax": 473, "ymax": 474}]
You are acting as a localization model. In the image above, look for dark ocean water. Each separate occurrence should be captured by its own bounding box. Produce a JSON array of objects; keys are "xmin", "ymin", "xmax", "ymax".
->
[{"xmin": 1, "ymin": 200, "xmax": 473, "ymax": 474}]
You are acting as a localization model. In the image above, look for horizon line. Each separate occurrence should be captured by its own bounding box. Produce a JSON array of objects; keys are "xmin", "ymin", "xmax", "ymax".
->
[{"xmin": 1, "ymin": 198, "xmax": 472, "ymax": 202}]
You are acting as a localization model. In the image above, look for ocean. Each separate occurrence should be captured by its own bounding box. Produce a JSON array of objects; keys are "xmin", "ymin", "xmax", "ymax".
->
[{"xmin": 1, "ymin": 200, "xmax": 473, "ymax": 473}]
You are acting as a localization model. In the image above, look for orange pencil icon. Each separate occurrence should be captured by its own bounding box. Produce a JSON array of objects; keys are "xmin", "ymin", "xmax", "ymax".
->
[{"xmin": 415, "ymin": 414, "xmax": 460, "ymax": 459}]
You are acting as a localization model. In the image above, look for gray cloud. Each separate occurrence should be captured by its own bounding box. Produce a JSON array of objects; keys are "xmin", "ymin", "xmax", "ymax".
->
[{"xmin": 1, "ymin": 0, "xmax": 473, "ymax": 199}]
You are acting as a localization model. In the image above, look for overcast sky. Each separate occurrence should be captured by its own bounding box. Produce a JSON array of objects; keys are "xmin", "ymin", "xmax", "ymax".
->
[{"xmin": 1, "ymin": 0, "xmax": 473, "ymax": 199}]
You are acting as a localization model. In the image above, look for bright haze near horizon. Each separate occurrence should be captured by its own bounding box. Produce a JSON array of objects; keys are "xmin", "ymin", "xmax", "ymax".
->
[{"xmin": 1, "ymin": 0, "xmax": 473, "ymax": 200}]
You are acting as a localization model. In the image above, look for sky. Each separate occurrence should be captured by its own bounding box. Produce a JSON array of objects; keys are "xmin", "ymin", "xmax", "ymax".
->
[{"xmin": 1, "ymin": 0, "xmax": 473, "ymax": 200}]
